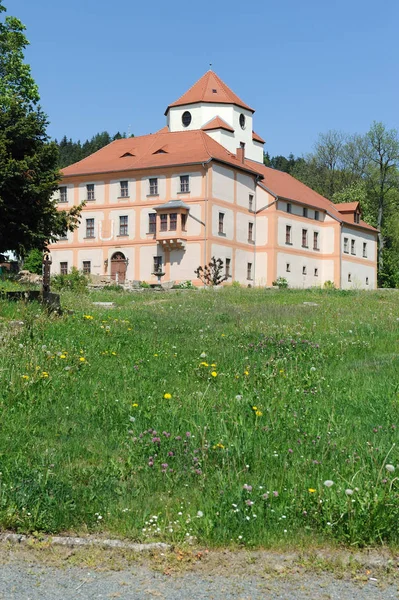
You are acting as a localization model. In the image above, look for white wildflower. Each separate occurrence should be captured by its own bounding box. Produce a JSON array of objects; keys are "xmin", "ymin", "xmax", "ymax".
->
[{"xmin": 324, "ymin": 480, "xmax": 334, "ymax": 488}]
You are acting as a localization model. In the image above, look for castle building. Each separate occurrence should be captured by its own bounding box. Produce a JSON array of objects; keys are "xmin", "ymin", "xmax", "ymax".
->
[{"xmin": 49, "ymin": 71, "xmax": 377, "ymax": 289}]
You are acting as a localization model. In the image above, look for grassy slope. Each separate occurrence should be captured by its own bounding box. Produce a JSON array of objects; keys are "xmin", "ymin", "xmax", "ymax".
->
[{"xmin": 0, "ymin": 287, "xmax": 398, "ymax": 547}]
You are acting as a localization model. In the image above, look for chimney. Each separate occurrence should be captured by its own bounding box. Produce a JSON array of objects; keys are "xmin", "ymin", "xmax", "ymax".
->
[{"xmin": 236, "ymin": 142, "xmax": 245, "ymax": 163}]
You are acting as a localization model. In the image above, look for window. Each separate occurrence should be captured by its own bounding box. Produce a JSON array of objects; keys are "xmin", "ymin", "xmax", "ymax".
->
[
  {"xmin": 249, "ymin": 194, "xmax": 254, "ymax": 211},
  {"xmin": 149, "ymin": 213, "xmax": 156, "ymax": 234},
  {"xmin": 348, "ymin": 273, "xmax": 352, "ymax": 282},
  {"xmin": 285, "ymin": 225, "xmax": 292, "ymax": 244},
  {"xmin": 248, "ymin": 222, "xmax": 254, "ymax": 242},
  {"xmin": 85, "ymin": 218, "xmax": 95, "ymax": 238},
  {"xmin": 59, "ymin": 186, "xmax": 67, "ymax": 203},
  {"xmin": 160, "ymin": 214, "xmax": 168, "ymax": 232},
  {"xmin": 314, "ymin": 210, "xmax": 319, "ymax": 221},
  {"xmin": 153, "ymin": 256, "xmax": 162, "ymax": 273},
  {"xmin": 286, "ymin": 203, "xmax": 292, "ymax": 214},
  {"xmin": 313, "ymin": 231, "xmax": 319, "ymax": 250},
  {"xmin": 83, "ymin": 261, "xmax": 91, "ymax": 275},
  {"xmin": 354, "ymin": 213, "xmax": 360, "ymax": 224},
  {"xmin": 247, "ymin": 262, "xmax": 252, "ymax": 280},
  {"xmin": 149, "ymin": 178, "xmax": 158, "ymax": 195},
  {"xmin": 181, "ymin": 213, "xmax": 187, "ymax": 231},
  {"xmin": 218, "ymin": 212, "xmax": 225, "ymax": 234},
  {"xmin": 86, "ymin": 184, "xmax": 95, "ymax": 201},
  {"xmin": 119, "ymin": 215, "xmax": 128, "ymax": 236},
  {"xmin": 314, "ymin": 268, "xmax": 318, "ymax": 277},
  {"xmin": 182, "ymin": 111, "xmax": 191, "ymax": 127},
  {"xmin": 302, "ymin": 229, "xmax": 308, "ymax": 247},
  {"xmin": 351, "ymin": 239, "xmax": 356, "ymax": 255},
  {"xmin": 239, "ymin": 113, "xmax": 246, "ymax": 129},
  {"xmin": 302, "ymin": 266, "xmax": 307, "ymax": 275},
  {"xmin": 120, "ymin": 181, "xmax": 129, "ymax": 198},
  {"xmin": 169, "ymin": 213, "xmax": 177, "ymax": 231},
  {"xmin": 225, "ymin": 258, "xmax": 231, "ymax": 278},
  {"xmin": 286, "ymin": 263, "xmax": 291, "ymax": 272},
  {"xmin": 60, "ymin": 262, "xmax": 68, "ymax": 275},
  {"xmin": 303, "ymin": 207, "xmax": 308, "ymax": 218},
  {"xmin": 180, "ymin": 175, "xmax": 189, "ymax": 193},
  {"xmin": 366, "ymin": 277, "xmax": 369, "ymax": 285},
  {"xmin": 363, "ymin": 242, "xmax": 367, "ymax": 258},
  {"xmin": 343, "ymin": 237, "xmax": 349, "ymax": 253}
]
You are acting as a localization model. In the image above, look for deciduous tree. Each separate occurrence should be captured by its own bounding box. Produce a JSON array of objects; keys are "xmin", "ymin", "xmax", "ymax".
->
[{"xmin": 0, "ymin": 1, "xmax": 81, "ymax": 256}]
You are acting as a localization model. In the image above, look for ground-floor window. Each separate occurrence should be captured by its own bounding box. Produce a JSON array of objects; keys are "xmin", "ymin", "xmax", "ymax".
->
[
  {"xmin": 247, "ymin": 262, "xmax": 252, "ymax": 280},
  {"xmin": 83, "ymin": 261, "xmax": 91, "ymax": 275},
  {"xmin": 60, "ymin": 262, "xmax": 68, "ymax": 275}
]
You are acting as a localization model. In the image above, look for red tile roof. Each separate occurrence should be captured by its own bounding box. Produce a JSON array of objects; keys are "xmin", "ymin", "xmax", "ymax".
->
[
  {"xmin": 61, "ymin": 130, "xmax": 260, "ymax": 178},
  {"xmin": 201, "ymin": 116, "xmax": 234, "ymax": 133},
  {"xmin": 166, "ymin": 71, "xmax": 254, "ymax": 114},
  {"xmin": 252, "ymin": 130, "xmax": 265, "ymax": 143},
  {"xmin": 246, "ymin": 160, "xmax": 377, "ymax": 232}
]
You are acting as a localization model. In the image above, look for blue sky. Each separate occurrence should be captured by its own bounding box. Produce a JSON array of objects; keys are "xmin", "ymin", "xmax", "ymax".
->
[{"xmin": 9, "ymin": 0, "xmax": 399, "ymax": 157}]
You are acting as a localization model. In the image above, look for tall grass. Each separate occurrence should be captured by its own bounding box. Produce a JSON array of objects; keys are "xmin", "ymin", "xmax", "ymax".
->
[{"xmin": 0, "ymin": 287, "xmax": 398, "ymax": 547}]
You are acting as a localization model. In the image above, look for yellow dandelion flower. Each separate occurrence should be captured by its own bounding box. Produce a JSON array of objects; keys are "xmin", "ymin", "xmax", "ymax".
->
[
  {"xmin": 279, "ymin": 369, "xmax": 284, "ymax": 374},
  {"xmin": 132, "ymin": 403, "xmax": 139, "ymax": 407},
  {"xmin": 79, "ymin": 357, "xmax": 86, "ymax": 362},
  {"xmin": 252, "ymin": 406, "xmax": 258, "ymax": 411},
  {"xmin": 164, "ymin": 393, "xmax": 172, "ymax": 399},
  {"xmin": 308, "ymin": 488, "xmax": 316, "ymax": 493},
  {"xmin": 41, "ymin": 372, "xmax": 49, "ymax": 378},
  {"xmin": 21, "ymin": 375, "xmax": 29, "ymax": 380},
  {"xmin": 200, "ymin": 362, "xmax": 209, "ymax": 367},
  {"xmin": 211, "ymin": 371, "xmax": 218, "ymax": 377},
  {"xmin": 221, "ymin": 334, "xmax": 225, "ymax": 337},
  {"xmin": 255, "ymin": 410, "xmax": 263, "ymax": 417},
  {"xmin": 211, "ymin": 363, "xmax": 216, "ymax": 367},
  {"xmin": 244, "ymin": 370, "xmax": 249, "ymax": 376},
  {"xmin": 60, "ymin": 354, "xmax": 66, "ymax": 359},
  {"xmin": 213, "ymin": 443, "xmax": 225, "ymax": 449},
  {"xmin": 111, "ymin": 352, "xmax": 117, "ymax": 356},
  {"xmin": 127, "ymin": 328, "xmax": 132, "ymax": 331},
  {"xmin": 154, "ymin": 353, "xmax": 158, "ymax": 357}
]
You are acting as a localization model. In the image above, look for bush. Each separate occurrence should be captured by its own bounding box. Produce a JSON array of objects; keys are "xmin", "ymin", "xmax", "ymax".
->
[
  {"xmin": 23, "ymin": 249, "xmax": 43, "ymax": 275},
  {"xmin": 272, "ymin": 276, "xmax": 288, "ymax": 289},
  {"xmin": 175, "ymin": 280, "xmax": 194, "ymax": 289},
  {"xmin": 194, "ymin": 257, "xmax": 227, "ymax": 286},
  {"xmin": 52, "ymin": 267, "xmax": 89, "ymax": 292},
  {"xmin": 323, "ymin": 280, "xmax": 336, "ymax": 290}
]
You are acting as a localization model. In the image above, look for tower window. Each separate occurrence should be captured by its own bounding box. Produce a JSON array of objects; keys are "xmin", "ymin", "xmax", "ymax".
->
[
  {"xmin": 182, "ymin": 111, "xmax": 192, "ymax": 127},
  {"xmin": 239, "ymin": 114, "xmax": 246, "ymax": 129}
]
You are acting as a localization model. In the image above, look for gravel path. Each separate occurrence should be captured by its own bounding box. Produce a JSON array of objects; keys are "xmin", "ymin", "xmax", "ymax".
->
[{"xmin": 0, "ymin": 562, "xmax": 398, "ymax": 599}]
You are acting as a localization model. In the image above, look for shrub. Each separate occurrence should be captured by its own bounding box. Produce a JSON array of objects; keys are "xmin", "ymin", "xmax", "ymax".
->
[
  {"xmin": 323, "ymin": 280, "xmax": 336, "ymax": 290},
  {"xmin": 23, "ymin": 249, "xmax": 43, "ymax": 275},
  {"xmin": 175, "ymin": 280, "xmax": 194, "ymax": 289},
  {"xmin": 194, "ymin": 257, "xmax": 227, "ymax": 286},
  {"xmin": 52, "ymin": 267, "xmax": 89, "ymax": 292},
  {"xmin": 272, "ymin": 276, "xmax": 288, "ymax": 289}
]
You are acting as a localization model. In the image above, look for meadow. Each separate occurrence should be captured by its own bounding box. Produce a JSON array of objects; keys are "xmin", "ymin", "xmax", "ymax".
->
[{"xmin": 0, "ymin": 285, "xmax": 398, "ymax": 549}]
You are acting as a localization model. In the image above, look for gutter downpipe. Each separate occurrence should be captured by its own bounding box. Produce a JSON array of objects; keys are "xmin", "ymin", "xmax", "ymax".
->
[
  {"xmin": 202, "ymin": 161, "xmax": 210, "ymax": 286},
  {"xmin": 253, "ymin": 175, "xmax": 262, "ymax": 286},
  {"xmin": 339, "ymin": 221, "xmax": 343, "ymax": 289}
]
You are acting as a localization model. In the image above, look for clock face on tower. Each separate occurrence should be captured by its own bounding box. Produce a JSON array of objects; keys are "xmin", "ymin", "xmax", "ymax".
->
[
  {"xmin": 182, "ymin": 111, "xmax": 192, "ymax": 127},
  {"xmin": 239, "ymin": 113, "xmax": 246, "ymax": 130}
]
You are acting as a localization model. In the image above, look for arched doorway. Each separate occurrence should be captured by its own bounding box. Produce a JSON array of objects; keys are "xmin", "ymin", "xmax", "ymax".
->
[{"xmin": 110, "ymin": 252, "xmax": 127, "ymax": 283}]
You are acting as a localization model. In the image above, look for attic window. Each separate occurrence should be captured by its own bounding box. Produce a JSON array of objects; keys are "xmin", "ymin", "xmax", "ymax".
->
[
  {"xmin": 212, "ymin": 89, "xmax": 217, "ymax": 93},
  {"xmin": 153, "ymin": 148, "xmax": 167, "ymax": 154},
  {"xmin": 121, "ymin": 152, "xmax": 134, "ymax": 157}
]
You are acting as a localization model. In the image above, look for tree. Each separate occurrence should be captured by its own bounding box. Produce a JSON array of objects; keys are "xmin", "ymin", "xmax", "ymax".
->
[
  {"xmin": 362, "ymin": 122, "xmax": 399, "ymax": 274},
  {"xmin": 0, "ymin": 1, "xmax": 81, "ymax": 256},
  {"xmin": 195, "ymin": 257, "xmax": 227, "ymax": 286}
]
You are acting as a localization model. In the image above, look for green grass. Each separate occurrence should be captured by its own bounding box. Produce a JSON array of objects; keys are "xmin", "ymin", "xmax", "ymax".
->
[{"xmin": 0, "ymin": 286, "xmax": 398, "ymax": 548}]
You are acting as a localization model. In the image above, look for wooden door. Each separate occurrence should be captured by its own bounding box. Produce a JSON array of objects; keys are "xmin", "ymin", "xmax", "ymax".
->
[{"xmin": 111, "ymin": 252, "xmax": 126, "ymax": 283}]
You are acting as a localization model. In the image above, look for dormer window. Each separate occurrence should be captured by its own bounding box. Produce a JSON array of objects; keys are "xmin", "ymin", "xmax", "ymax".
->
[
  {"xmin": 182, "ymin": 111, "xmax": 192, "ymax": 127},
  {"xmin": 239, "ymin": 114, "xmax": 246, "ymax": 130},
  {"xmin": 354, "ymin": 212, "xmax": 360, "ymax": 224}
]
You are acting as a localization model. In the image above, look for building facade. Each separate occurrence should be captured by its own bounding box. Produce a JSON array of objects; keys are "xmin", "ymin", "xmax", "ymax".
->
[{"xmin": 50, "ymin": 71, "xmax": 377, "ymax": 289}]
